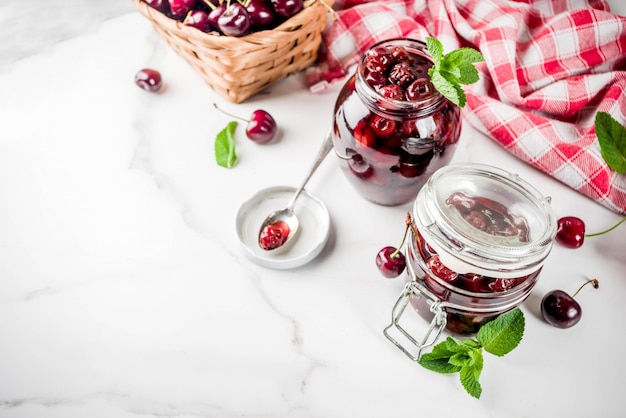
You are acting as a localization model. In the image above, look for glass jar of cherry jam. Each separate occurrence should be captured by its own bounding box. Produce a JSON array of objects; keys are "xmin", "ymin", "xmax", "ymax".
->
[
  {"xmin": 331, "ymin": 38, "xmax": 461, "ymax": 206},
  {"xmin": 384, "ymin": 164, "xmax": 556, "ymax": 361}
]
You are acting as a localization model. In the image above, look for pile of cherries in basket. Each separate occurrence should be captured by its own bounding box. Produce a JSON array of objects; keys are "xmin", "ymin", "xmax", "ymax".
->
[{"xmin": 143, "ymin": 0, "xmax": 306, "ymax": 37}]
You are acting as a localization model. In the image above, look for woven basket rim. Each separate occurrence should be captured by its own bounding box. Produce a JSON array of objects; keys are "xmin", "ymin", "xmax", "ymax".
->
[
  {"xmin": 132, "ymin": 0, "xmax": 334, "ymax": 102},
  {"xmin": 133, "ymin": 0, "xmax": 333, "ymax": 47}
]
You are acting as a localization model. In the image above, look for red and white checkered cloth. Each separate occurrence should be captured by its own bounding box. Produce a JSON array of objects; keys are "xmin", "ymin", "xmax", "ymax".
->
[{"xmin": 308, "ymin": 0, "xmax": 626, "ymax": 214}]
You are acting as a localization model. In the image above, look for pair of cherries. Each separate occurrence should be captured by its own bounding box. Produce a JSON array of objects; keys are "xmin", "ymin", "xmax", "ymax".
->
[
  {"xmin": 134, "ymin": 68, "xmax": 277, "ymax": 143},
  {"xmin": 377, "ymin": 212, "xmax": 624, "ymax": 329},
  {"xmin": 539, "ymin": 215, "xmax": 623, "ymax": 328}
]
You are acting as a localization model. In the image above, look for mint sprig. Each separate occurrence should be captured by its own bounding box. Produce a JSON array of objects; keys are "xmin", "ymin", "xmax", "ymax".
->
[
  {"xmin": 215, "ymin": 121, "xmax": 238, "ymax": 168},
  {"xmin": 426, "ymin": 37, "xmax": 484, "ymax": 108},
  {"xmin": 595, "ymin": 111, "xmax": 626, "ymax": 173},
  {"xmin": 418, "ymin": 308, "xmax": 525, "ymax": 399}
]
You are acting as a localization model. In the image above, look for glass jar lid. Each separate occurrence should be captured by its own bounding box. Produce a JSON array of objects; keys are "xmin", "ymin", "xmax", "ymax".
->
[{"xmin": 413, "ymin": 163, "xmax": 557, "ymax": 277}]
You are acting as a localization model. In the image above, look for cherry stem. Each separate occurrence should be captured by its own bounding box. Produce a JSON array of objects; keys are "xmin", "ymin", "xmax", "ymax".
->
[
  {"xmin": 213, "ymin": 102, "xmax": 249, "ymax": 123},
  {"xmin": 585, "ymin": 216, "xmax": 626, "ymax": 238},
  {"xmin": 201, "ymin": 0, "xmax": 216, "ymax": 10},
  {"xmin": 405, "ymin": 211, "xmax": 423, "ymax": 248},
  {"xmin": 571, "ymin": 278, "xmax": 600, "ymax": 298},
  {"xmin": 390, "ymin": 218, "xmax": 411, "ymax": 259}
]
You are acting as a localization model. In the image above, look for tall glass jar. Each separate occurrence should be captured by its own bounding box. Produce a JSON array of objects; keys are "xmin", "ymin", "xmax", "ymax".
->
[
  {"xmin": 384, "ymin": 164, "xmax": 557, "ymax": 361},
  {"xmin": 331, "ymin": 38, "xmax": 461, "ymax": 206}
]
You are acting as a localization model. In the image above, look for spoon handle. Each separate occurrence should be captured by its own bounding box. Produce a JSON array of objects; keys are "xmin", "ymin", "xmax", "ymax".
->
[{"xmin": 286, "ymin": 130, "xmax": 334, "ymax": 210}]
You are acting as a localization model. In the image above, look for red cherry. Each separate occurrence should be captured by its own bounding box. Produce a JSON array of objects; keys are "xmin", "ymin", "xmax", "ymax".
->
[
  {"xmin": 143, "ymin": 0, "xmax": 170, "ymax": 14},
  {"xmin": 376, "ymin": 246, "xmax": 406, "ymax": 278},
  {"xmin": 183, "ymin": 9, "xmax": 211, "ymax": 32},
  {"xmin": 405, "ymin": 78, "xmax": 436, "ymax": 101},
  {"xmin": 353, "ymin": 119, "xmax": 377, "ymax": 148},
  {"xmin": 369, "ymin": 114, "xmax": 396, "ymax": 138},
  {"xmin": 555, "ymin": 216, "xmax": 585, "ymax": 249},
  {"xmin": 246, "ymin": 110, "xmax": 277, "ymax": 144},
  {"xmin": 218, "ymin": 2, "xmax": 251, "ymax": 37},
  {"xmin": 207, "ymin": 3, "xmax": 227, "ymax": 31},
  {"xmin": 378, "ymin": 84, "xmax": 404, "ymax": 101},
  {"xmin": 213, "ymin": 103, "xmax": 277, "ymax": 143},
  {"xmin": 246, "ymin": 0, "xmax": 275, "ymax": 28},
  {"xmin": 541, "ymin": 278, "xmax": 599, "ymax": 329},
  {"xmin": 426, "ymin": 255, "xmax": 457, "ymax": 283},
  {"xmin": 168, "ymin": 0, "xmax": 197, "ymax": 19},
  {"xmin": 541, "ymin": 290, "xmax": 582, "ymax": 328},
  {"xmin": 270, "ymin": 0, "xmax": 303, "ymax": 17},
  {"xmin": 135, "ymin": 68, "xmax": 163, "ymax": 93}
]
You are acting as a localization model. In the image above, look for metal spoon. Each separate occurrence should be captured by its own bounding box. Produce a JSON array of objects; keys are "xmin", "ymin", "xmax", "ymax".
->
[{"xmin": 258, "ymin": 131, "xmax": 334, "ymax": 250}]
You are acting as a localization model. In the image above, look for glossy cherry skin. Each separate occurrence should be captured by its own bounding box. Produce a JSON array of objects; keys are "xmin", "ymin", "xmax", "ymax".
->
[
  {"xmin": 541, "ymin": 290, "xmax": 582, "ymax": 328},
  {"xmin": 246, "ymin": 110, "xmax": 277, "ymax": 143},
  {"xmin": 135, "ymin": 68, "xmax": 163, "ymax": 92},
  {"xmin": 183, "ymin": 9, "xmax": 211, "ymax": 32},
  {"xmin": 207, "ymin": 3, "xmax": 227, "ymax": 31},
  {"xmin": 143, "ymin": 0, "xmax": 170, "ymax": 13},
  {"xmin": 246, "ymin": 0, "xmax": 275, "ymax": 28},
  {"xmin": 218, "ymin": 2, "xmax": 251, "ymax": 37},
  {"xmin": 376, "ymin": 246, "xmax": 406, "ymax": 278},
  {"xmin": 270, "ymin": 0, "xmax": 303, "ymax": 17},
  {"xmin": 555, "ymin": 216, "xmax": 585, "ymax": 248},
  {"xmin": 168, "ymin": 0, "xmax": 197, "ymax": 19}
]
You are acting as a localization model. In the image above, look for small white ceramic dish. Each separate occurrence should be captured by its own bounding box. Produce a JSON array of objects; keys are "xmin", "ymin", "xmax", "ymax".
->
[{"xmin": 236, "ymin": 186, "xmax": 330, "ymax": 269}]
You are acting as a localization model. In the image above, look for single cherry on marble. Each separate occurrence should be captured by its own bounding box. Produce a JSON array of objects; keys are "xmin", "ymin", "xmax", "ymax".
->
[
  {"xmin": 213, "ymin": 103, "xmax": 277, "ymax": 143},
  {"xmin": 375, "ymin": 213, "xmax": 413, "ymax": 278},
  {"xmin": 135, "ymin": 68, "xmax": 163, "ymax": 93},
  {"xmin": 555, "ymin": 215, "xmax": 626, "ymax": 249},
  {"xmin": 541, "ymin": 278, "xmax": 599, "ymax": 329}
]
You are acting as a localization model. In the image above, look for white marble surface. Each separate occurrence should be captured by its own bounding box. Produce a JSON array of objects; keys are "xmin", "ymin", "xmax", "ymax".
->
[{"xmin": 1, "ymin": 1, "xmax": 625, "ymax": 417}]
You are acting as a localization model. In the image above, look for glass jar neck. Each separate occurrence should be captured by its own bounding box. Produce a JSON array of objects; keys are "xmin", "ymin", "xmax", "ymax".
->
[{"xmin": 354, "ymin": 38, "xmax": 447, "ymax": 119}]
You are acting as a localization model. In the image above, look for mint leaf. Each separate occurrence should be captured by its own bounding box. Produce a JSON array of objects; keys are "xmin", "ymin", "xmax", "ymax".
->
[
  {"xmin": 449, "ymin": 351, "xmax": 473, "ymax": 368},
  {"xmin": 215, "ymin": 121, "xmax": 238, "ymax": 168},
  {"xmin": 444, "ymin": 48, "xmax": 485, "ymax": 66},
  {"xmin": 455, "ymin": 61, "xmax": 480, "ymax": 84},
  {"xmin": 445, "ymin": 336, "xmax": 465, "ymax": 352},
  {"xmin": 419, "ymin": 356, "xmax": 463, "ymax": 374},
  {"xmin": 595, "ymin": 111, "xmax": 626, "ymax": 173},
  {"xmin": 460, "ymin": 361, "xmax": 483, "ymax": 399},
  {"xmin": 418, "ymin": 309, "xmax": 525, "ymax": 399},
  {"xmin": 426, "ymin": 36, "xmax": 443, "ymax": 66},
  {"xmin": 430, "ymin": 70, "xmax": 466, "ymax": 108},
  {"xmin": 477, "ymin": 308, "xmax": 525, "ymax": 357},
  {"xmin": 418, "ymin": 337, "xmax": 463, "ymax": 373},
  {"xmin": 426, "ymin": 37, "xmax": 484, "ymax": 108}
]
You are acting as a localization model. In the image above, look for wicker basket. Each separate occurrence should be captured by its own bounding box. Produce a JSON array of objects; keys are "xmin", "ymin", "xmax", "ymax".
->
[{"xmin": 133, "ymin": 0, "xmax": 333, "ymax": 103}]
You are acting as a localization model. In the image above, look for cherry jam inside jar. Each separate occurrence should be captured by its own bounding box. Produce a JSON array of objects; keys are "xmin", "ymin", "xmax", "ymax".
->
[
  {"xmin": 331, "ymin": 38, "xmax": 461, "ymax": 206},
  {"xmin": 384, "ymin": 164, "xmax": 556, "ymax": 360}
]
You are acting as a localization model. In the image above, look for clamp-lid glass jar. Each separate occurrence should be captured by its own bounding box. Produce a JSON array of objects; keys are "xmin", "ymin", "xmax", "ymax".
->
[
  {"xmin": 384, "ymin": 163, "xmax": 556, "ymax": 361},
  {"xmin": 331, "ymin": 38, "xmax": 461, "ymax": 206}
]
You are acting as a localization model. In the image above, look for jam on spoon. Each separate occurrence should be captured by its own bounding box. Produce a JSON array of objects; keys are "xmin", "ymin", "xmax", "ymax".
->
[
  {"xmin": 257, "ymin": 131, "xmax": 333, "ymax": 251},
  {"xmin": 259, "ymin": 220, "xmax": 291, "ymax": 250}
]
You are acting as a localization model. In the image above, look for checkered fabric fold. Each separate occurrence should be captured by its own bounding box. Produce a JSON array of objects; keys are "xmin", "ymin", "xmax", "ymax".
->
[{"xmin": 308, "ymin": 0, "xmax": 626, "ymax": 214}]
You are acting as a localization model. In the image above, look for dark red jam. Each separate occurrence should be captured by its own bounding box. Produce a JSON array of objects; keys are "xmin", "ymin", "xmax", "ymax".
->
[
  {"xmin": 332, "ymin": 39, "xmax": 461, "ymax": 206},
  {"xmin": 408, "ymin": 193, "xmax": 541, "ymax": 334},
  {"xmin": 259, "ymin": 220, "xmax": 290, "ymax": 250}
]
